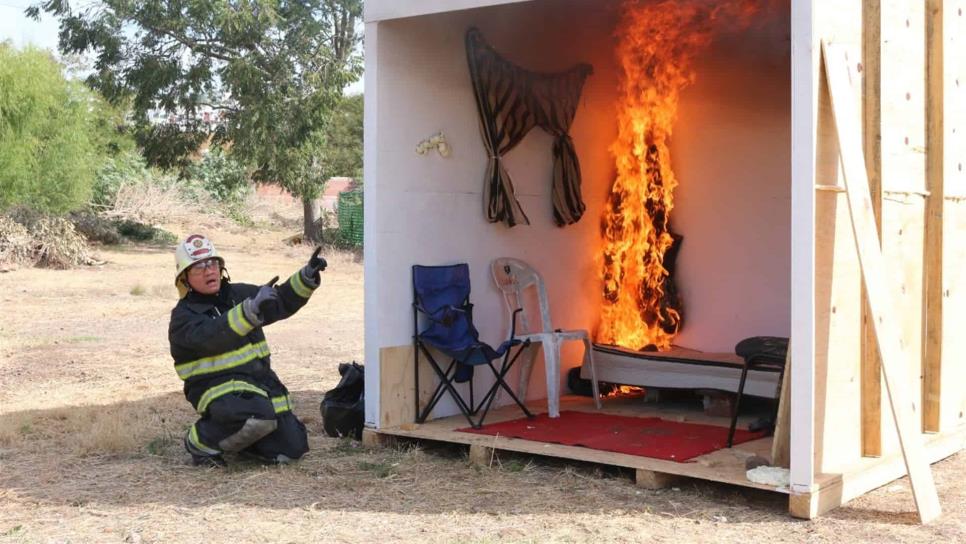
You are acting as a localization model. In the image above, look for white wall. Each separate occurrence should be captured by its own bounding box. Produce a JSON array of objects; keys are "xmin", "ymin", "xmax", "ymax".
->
[
  {"xmin": 365, "ymin": 0, "xmax": 791, "ymax": 422},
  {"xmin": 672, "ymin": 7, "xmax": 792, "ymax": 352}
]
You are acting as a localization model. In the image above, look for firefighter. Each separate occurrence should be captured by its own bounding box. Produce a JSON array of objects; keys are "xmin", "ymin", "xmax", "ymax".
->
[{"xmin": 168, "ymin": 234, "xmax": 326, "ymax": 467}]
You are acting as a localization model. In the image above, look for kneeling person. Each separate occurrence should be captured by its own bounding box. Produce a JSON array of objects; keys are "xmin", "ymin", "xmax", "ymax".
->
[{"xmin": 168, "ymin": 234, "xmax": 326, "ymax": 467}]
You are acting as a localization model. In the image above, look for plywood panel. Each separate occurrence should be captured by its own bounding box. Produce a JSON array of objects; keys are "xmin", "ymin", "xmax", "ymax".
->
[
  {"xmin": 879, "ymin": 199, "xmax": 926, "ymax": 453},
  {"xmin": 880, "ymin": 0, "xmax": 927, "ymax": 193},
  {"xmin": 814, "ymin": 190, "xmax": 863, "ymax": 474},
  {"xmin": 939, "ymin": 1, "xmax": 966, "ymax": 433},
  {"xmin": 877, "ymin": 0, "xmax": 927, "ymax": 447},
  {"xmin": 378, "ymin": 344, "xmax": 436, "ymax": 428},
  {"xmin": 944, "ymin": 0, "xmax": 966, "ymax": 198},
  {"xmin": 813, "ymin": 12, "xmax": 864, "ymax": 473},
  {"xmin": 941, "ymin": 202, "xmax": 966, "ymax": 430}
]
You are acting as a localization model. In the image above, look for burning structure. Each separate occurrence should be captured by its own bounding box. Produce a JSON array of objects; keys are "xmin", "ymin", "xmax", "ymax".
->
[{"xmin": 362, "ymin": 0, "xmax": 966, "ymax": 522}]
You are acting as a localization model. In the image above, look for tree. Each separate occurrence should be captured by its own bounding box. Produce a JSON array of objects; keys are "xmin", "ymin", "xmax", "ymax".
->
[
  {"xmin": 0, "ymin": 44, "xmax": 112, "ymax": 213},
  {"xmin": 318, "ymin": 93, "xmax": 363, "ymax": 183},
  {"xmin": 294, "ymin": 92, "xmax": 363, "ymax": 237},
  {"xmin": 32, "ymin": 0, "xmax": 363, "ymax": 240}
]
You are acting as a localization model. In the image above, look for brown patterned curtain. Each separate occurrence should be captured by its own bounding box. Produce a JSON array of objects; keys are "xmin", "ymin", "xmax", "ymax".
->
[{"xmin": 465, "ymin": 28, "xmax": 592, "ymax": 227}]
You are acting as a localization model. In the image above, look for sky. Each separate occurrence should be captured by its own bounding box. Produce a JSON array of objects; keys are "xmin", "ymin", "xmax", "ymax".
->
[{"xmin": 0, "ymin": 1, "xmax": 59, "ymax": 50}]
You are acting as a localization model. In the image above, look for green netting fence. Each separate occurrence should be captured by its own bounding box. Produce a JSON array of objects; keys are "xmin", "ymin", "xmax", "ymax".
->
[{"xmin": 337, "ymin": 190, "xmax": 363, "ymax": 248}]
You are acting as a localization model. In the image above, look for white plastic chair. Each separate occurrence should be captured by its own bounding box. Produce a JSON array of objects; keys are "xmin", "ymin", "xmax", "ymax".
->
[{"xmin": 491, "ymin": 257, "xmax": 601, "ymax": 418}]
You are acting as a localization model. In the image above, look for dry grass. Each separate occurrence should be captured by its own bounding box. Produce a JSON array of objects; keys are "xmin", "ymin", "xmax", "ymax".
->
[
  {"xmin": 106, "ymin": 181, "xmax": 211, "ymax": 225},
  {"xmin": 0, "ymin": 402, "xmax": 176, "ymax": 456},
  {"xmin": 2, "ymin": 196, "xmax": 965, "ymax": 543}
]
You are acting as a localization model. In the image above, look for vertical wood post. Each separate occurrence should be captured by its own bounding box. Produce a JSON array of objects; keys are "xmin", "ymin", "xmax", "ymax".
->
[
  {"xmin": 922, "ymin": 0, "xmax": 945, "ymax": 434},
  {"xmin": 770, "ymin": 344, "xmax": 793, "ymax": 468},
  {"xmin": 861, "ymin": 0, "xmax": 884, "ymax": 457}
]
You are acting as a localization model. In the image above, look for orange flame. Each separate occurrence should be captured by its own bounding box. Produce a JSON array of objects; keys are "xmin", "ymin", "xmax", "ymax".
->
[{"xmin": 598, "ymin": 0, "xmax": 762, "ymax": 351}]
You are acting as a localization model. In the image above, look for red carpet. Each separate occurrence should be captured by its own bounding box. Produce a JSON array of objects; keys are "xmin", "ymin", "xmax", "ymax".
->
[{"xmin": 458, "ymin": 410, "xmax": 765, "ymax": 462}]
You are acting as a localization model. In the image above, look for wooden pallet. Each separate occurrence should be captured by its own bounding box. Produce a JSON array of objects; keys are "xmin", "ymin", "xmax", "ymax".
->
[{"xmin": 364, "ymin": 396, "xmax": 789, "ymax": 494}]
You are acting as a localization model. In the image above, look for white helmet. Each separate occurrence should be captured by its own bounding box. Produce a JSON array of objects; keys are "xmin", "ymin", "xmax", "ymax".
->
[{"xmin": 174, "ymin": 234, "xmax": 225, "ymax": 298}]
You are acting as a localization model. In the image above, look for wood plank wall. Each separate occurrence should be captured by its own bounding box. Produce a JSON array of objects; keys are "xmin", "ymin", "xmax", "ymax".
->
[
  {"xmin": 814, "ymin": 0, "xmax": 966, "ymax": 476},
  {"xmin": 813, "ymin": 0, "xmax": 864, "ymax": 475},
  {"xmin": 937, "ymin": 0, "xmax": 966, "ymax": 432}
]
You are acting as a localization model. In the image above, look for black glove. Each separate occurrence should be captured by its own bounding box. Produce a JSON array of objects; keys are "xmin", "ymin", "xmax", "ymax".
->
[
  {"xmin": 302, "ymin": 246, "xmax": 327, "ymax": 285},
  {"xmin": 309, "ymin": 246, "xmax": 327, "ymax": 273},
  {"xmin": 242, "ymin": 276, "xmax": 279, "ymax": 326}
]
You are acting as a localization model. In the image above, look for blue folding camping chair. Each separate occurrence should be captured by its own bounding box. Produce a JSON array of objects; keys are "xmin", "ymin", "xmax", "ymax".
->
[{"xmin": 412, "ymin": 263, "xmax": 533, "ymax": 428}]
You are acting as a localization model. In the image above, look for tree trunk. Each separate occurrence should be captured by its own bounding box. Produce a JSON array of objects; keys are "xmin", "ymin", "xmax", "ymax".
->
[{"xmin": 302, "ymin": 197, "xmax": 320, "ymax": 243}]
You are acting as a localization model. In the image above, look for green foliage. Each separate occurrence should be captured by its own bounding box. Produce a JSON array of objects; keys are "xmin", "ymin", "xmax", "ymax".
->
[
  {"xmin": 115, "ymin": 219, "xmax": 177, "ymax": 244},
  {"xmin": 91, "ymin": 151, "xmax": 152, "ymax": 208},
  {"xmin": 0, "ymin": 45, "xmax": 107, "ymax": 213},
  {"xmin": 187, "ymin": 147, "xmax": 252, "ymax": 207},
  {"xmin": 35, "ymin": 0, "xmax": 364, "ymax": 214},
  {"xmin": 70, "ymin": 210, "xmax": 177, "ymax": 246},
  {"xmin": 288, "ymin": 93, "xmax": 364, "ymax": 202}
]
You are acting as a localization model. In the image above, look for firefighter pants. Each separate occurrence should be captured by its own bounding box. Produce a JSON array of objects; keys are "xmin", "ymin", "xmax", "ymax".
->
[{"xmin": 186, "ymin": 390, "xmax": 309, "ymax": 461}]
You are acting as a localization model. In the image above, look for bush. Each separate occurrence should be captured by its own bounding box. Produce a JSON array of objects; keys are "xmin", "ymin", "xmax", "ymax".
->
[
  {"xmin": 69, "ymin": 211, "xmax": 176, "ymax": 246},
  {"xmin": 187, "ymin": 148, "xmax": 252, "ymax": 207},
  {"xmin": 114, "ymin": 219, "xmax": 177, "ymax": 244},
  {"xmin": 69, "ymin": 211, "xmax": 123, "ymax": 245},
  {"xmin": 92, "ymin": 147, "xmax": 251, "ymax": 225},
  {"xmin": 91, "ymin": 152, "xmax": 152, "ymax": 210},
  {"xmin": 0, "ymin": 45, "xmax": 111, "ymax": 213}
]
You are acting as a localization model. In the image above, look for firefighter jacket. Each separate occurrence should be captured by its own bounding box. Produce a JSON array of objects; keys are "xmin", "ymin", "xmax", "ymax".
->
[{"xmin": 168, "ymin": 270, "xmax": 318, "ymax": 415}]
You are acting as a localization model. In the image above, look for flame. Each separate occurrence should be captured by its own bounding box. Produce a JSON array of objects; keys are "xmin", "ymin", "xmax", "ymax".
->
[
  {"xmin": 605, "ymin": 385, "xmax": 647, "ymax": 399},
  {"xmin": 598, "ymin": 0, "xmax": 763, "ymax": 351}
]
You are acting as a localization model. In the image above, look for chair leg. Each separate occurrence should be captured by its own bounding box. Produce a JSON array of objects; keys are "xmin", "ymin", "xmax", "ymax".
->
[
  {"xmin": 476, "ymin": 343, "xmax": 534, "ymax": 426},
  {"xmin": 727, "ymin": 366, "xmax": 750, "ymax": 448},
  {"xmin": 516, "ymin": 346, "xmax": 539, "ymax": 406},
  {"xmin": 545, "ymin": 338, "xmax": 561, "ymax": 418},
  {"xmin": 582, "ymin": 337, "xmax": 602, "ymax": 410},
  {"xmin": 415, "ymin": 344, "xmax": 478, "ymax": 428},
  {"xmin": 418, "ymin": 365, "xmax": 461, "ymax": 424}
]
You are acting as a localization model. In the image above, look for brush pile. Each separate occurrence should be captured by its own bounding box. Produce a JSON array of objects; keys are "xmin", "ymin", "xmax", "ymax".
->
[{"xmin": 0, "ymin": 208, "xmax": 95, "ymax": 269}]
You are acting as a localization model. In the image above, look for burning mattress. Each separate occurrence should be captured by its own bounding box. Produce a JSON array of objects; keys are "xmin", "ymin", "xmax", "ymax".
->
[{"xmin": 588, "ymin": 344, "xmax": 782, "ymax": 399}]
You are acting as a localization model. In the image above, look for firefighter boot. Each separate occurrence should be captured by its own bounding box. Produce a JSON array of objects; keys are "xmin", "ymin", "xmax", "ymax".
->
[{"xmin": 184, "ymin": 434, "xmax": 227, "ymax": 468}]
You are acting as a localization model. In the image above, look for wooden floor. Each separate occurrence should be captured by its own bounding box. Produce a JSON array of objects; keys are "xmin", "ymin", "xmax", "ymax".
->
[{"xmin": 371, "ymin": 394, "xmax": 789, "ymax": 494}]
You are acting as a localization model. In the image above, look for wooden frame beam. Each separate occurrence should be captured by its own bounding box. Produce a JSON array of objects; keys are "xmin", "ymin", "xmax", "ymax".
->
[
  {"xmin": 822, "ymin": 40, "xmax": 942, "ymax": 523},
  {"xmin": 922, "ymin": 0, "xmax": 945, "ymax": 434},
  {"xmin": 861, "ymin": 0, "xmax": 883, "ymax": 457}
]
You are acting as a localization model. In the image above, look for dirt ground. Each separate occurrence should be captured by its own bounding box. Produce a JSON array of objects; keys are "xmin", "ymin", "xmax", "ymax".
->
[{"xmin": 1, "ymin": 197, "xmax": 964, "ymax": 544}]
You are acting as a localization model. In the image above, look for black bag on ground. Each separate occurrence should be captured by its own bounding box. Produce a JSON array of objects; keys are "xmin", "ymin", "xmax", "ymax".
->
[{"xmin": 320, "ymin": 362, "xmax": 365, "ymax": 440}]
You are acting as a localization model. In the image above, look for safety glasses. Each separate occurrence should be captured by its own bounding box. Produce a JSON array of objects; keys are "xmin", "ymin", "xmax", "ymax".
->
[{"xmin": 190, "ymin": 259, "xmax": 220, "ymax": 272}]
